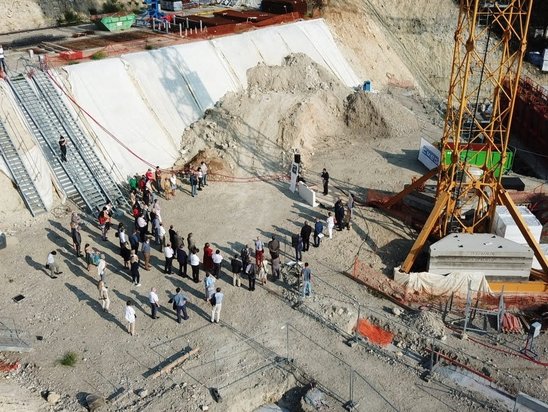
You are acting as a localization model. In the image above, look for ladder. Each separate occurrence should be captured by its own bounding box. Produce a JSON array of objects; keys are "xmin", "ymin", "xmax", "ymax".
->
[
  {"xmin": 32, "ymin": 71, "xmax": 128, "ymax": 211},
  {"xmin": 0, "ymin": 119, "xmax": 47, "ymax": 216}
]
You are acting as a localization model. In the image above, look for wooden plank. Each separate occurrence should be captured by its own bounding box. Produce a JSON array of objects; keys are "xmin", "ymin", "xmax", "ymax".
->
[
  {"xmin": 488, "ymin": 281, "xmax": 548, "ymax": 293},
  {"xmin": 151, "ymin": 347, "xmax": 199, "ymax": 379}
]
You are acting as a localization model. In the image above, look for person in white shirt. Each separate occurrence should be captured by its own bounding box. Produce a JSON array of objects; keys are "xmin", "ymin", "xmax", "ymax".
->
[
  {"xmin": 0, "ymin": 45, "xmax": 7, "ymax": 73},
  {"xmin": 212, "ymin": 250, "xmax": 223, "ymax": 278},
  {"xmin": 98, "ymin": 280, "xmax": 110, "ymax": 312},
  {"xmin": 158, "ymin": 222, "xmax": 166, "ymax": 249},
  {"xmin": 46, "ymin": 251, "xmax": 62, "ymax": 277},
  {"xmin": 164, "ymin": 243, "xmax": 174, "ymax": 274},
  {"xmin": 152, "ymin": 199, "xmax": 162, "ymax": 222},
  {"xmin": 149, "ymin": 287, "xmax": 160, "ymax": 319},
  {"xmin": 326, "ymin": 212, "xmax": 335, "ymax": 239},
  {"xmin": 97, "ymin": 254, "xmax": 106, "ymax": 284},
  {"xmin": 170, "ymin": 173, "xmax": 177, "ymax": 194},
  {"xmin": 125, "ymin": 301, "xmax": 136, "ymax": 336},
  {"xmin": 190, "ymin": 249, "xmax": 200, "ymax": 283},
  {"xmin": 210, "ymin": 287, "xmax": 224, "ymax": 323},
  {"xmin": 200, "ymin": 161, "xmax": 208, "ymax": 186},
  {"xmin": 197, "ymin": 168, "xmax": 204, "ymax": 190}
]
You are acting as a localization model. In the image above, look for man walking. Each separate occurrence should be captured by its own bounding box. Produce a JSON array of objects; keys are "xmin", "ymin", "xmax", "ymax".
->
[
  {"xmin": 313, "ymin": 218, "xmax": 324, "ymax": 247},
  {"xmin": 176, "ymin": 244, "xmax": 188, "ymax": 277},
  {"xmin": 212, "ymin": 249, "xmax": 223, "ymax": 278},
  {"xmin": 230, "ymin": 254, "xmax": 242, "ymax": 287},
  {"xmin": 170, "ymin": 288, "xmax": 189, "ymax": 323},
  {"xmin": 149, "ymin": 287, "xmax": 160, "ymax": 319},
  {"xmin": 301, "ymin": 262, "xmax": 312, "ymax": 298},
  {"xmin": 125, "ymin": 301, "xmax": 136, "ymax": 336},
  {"xmin": 164, "ymin": 243, "xmax": 174, "ymax": 274},
  {"xmin": 300, "ymin": 221, "xmax": 312, "ymax": 252},
  {"xmin": 210, "ymin": 287, "xmax": 224, "ymax": 323},
  {"xmin": 142, "ymin": 237, "xmax": 152, "ymax": 271},
  {"xmin": 46, "ymin": 251, "xmax": 62, "ymax": 277},
  {"xmin": 321, "ymin": 168, "xmax": 329, "ymax": 195}
]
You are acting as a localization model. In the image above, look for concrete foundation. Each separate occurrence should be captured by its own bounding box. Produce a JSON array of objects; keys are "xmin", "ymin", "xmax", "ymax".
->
[{"xmin": 428, "ymin": 233, "xmax": 534, "ymax": 281}]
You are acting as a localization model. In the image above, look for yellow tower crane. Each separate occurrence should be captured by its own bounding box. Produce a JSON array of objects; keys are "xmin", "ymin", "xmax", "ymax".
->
[{"xmin": 385, "ymin": 0, "xmax": 548, "ymax": 275}]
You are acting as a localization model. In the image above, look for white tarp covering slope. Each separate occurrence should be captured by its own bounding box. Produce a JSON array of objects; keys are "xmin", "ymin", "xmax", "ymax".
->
[
  {"xmin": 62, "ymin": 19, "xmax": 359, "ymax": 181},
  {"xmin": 0, "ymin": 82, "xmax": 54, "ymax": 210}
]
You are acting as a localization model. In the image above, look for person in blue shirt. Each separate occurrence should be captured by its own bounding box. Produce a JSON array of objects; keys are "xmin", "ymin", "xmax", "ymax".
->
[
  {"xmin": 301, "ymin": 262, "xmax": 312, "ymax": 298},
  {"xmin": 170, "ymin": 288, "xmax": 189, "ymax": 323},
  {"xmin": 313, "ymin": 218, "xmax": 324, "ymax": 247}
]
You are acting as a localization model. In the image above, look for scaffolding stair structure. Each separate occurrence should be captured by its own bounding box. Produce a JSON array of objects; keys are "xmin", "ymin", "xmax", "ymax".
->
[
  {"xmin": 0, "ymin": 119, "xmax": 47, "ymax": 216},
  {"xmin": 7, "ymin": 72, "xmax": 127, "ymax": 215}
]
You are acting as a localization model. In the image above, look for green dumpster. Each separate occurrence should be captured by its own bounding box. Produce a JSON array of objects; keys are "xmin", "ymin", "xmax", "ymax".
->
[{"xmin": 97, "ymin": 13, "xmax": 136, "ymax": 32}]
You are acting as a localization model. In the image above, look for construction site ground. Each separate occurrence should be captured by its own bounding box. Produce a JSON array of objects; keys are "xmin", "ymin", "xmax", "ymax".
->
[{"xmin": 1, "ymin": 0, "xmax": 548, "ymax": 411}]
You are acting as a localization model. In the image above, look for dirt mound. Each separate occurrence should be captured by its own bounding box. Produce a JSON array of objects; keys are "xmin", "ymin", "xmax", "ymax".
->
[
  {"xmin": 408, "ymin": 310, "xmax": 446, "ymax": 339},
  {"xmin": 346, "ymin": 91, "xmax": 419, "ymax": 139}
]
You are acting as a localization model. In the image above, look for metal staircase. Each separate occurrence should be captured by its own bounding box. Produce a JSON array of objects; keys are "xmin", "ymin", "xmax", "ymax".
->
[
  {"xmin": 0, "ymin": 119, "xmax": 47, "ymax": 216},
  {"xmin": 32, "ymin": 71, "xmax": 128, "ymax": 211},
  {"xmin": 8, "ymin": 72, "xmax": 128, "ymax": 214}
]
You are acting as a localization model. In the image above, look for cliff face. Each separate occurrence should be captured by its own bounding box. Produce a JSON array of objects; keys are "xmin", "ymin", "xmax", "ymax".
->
[{"xmin": 0, "ymin": 0, "xmax": 135, "ymax": 34}]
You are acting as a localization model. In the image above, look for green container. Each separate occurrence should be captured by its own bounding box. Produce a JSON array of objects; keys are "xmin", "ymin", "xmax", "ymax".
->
[
  {"xmin": 442, "ymin": 149, "xmax": 514, "ymax": 177},
  {"xmin": 98, "ymin": 13, "xmax": 136, "ymax": 31}
]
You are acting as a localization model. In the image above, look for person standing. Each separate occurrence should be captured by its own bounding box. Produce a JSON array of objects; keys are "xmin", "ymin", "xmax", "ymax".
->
[
  {"xmin": 203, "ymin": 243, "xmax": 213, "ymax": 274},
  {"xmin": 46, "ymin": 251, "xmax": 62, "ymax": 277},
  {"xmin": 71, "ymin": 225, "xmax": 82, "ymax": 257},
  {"xmin": 301, "ymin": 262, "xmax": 312, "ymax": 298},
  {"xmin": 0, "ymin": 45, "xmax": 7, "ymax": 73},
  {"xmin": 294, "ymin": 234, "xmax": 303, "ymax": 262},
  {"xmin": 169, "ymin": 225, "xmax": 177, "ymax": 248},
  {"xmin": 170, "ymin": 173, "xmax": 178, "ymax": 195},
  {"xmin": 164, "ymin": 243, "xmax": 174, "ymax": 274},
  {"xmin": 149, "ymin": 287, "xmax": 160, "ymax": 319},
  {"xmin": 121, "ymin": 239, "xmax": 132, "ymax": 269},
  {"xmin": 241, "ymin": 244, "xmax": 251, "ymax": 271},
  {"xmin": 313, "ymin": 218, "xmax": 324, "ymax": 247},
  {"xmin": 321, "ymin": 168, "xmax": 329, "ymax": 195},
  {"xmin": 212, "ymin": 249, "xmax": 223, "ymax": 278},
  {"xmin": 176, "ymin": 244, "xmax": 188, "ymax": 277},
  {"xmin": 137, "ymin": 213, "xmax": 147, "ymax": 242},
  {"xmin": 125, "ymin": 301, "xmax": 136, "ymax": 336},
  {"xmin": 142, "ymin": 237, "xmax": 152, "ymax": 271},
  {"xmin": 246, "ymin": 262, "xmax": 256, "ymax": 291},
  {"xmin": 152, "ymin": 215, "xmax": 161, "ymax": 246},
  {"xmin": 98, "ymin": 280, "xmax": 110, "ymax": 312},
  {"xmin": 98, "ymin": 207, "xmax": 111, "ymax": 241},
  {"xmin": 254, "ymin": 237, "xmax": 264, "ymax": 266},
  {"xmin": 272, "ymin": 254, "xmax": 281, "ymax": 281},
  {"xmin": 326, "ymin": 212, "xmax": 335, "ymax": 239},
  {"xmin": 190, "ymin": 247, "xmax": 200, "ymax": 283},
  {"xmin": 129, "ymin": 229, "xmax": 140, "ymax": 254},
  {"xmin": 230, "ymin": 254, "xmax": 242, "ymax": 287},
  {"xmin": 97, "ymin": 254, "xmax": 106, "ymax": 284},
  {"xmin": 257, "ymin": 260, "xmax": 268, "ymax": 285},
  {"xmin": 343, "ymin": 206, "xmax": 352, "ymax": 231},
  {"xmin": 170, "ymin": 287, "xmax": 189, "ymax": 323},
  {"xmin": 204, "ymin": 272, "xmax": 216, "ymax": 301},
  {"xmin": 130, "ymin": 251, "xmax": 141, "ymax": 286},
  {"xmin": 334, "ymin": 199, "xmax": 345, "ymax": 231},
  {"xmin": 197, "ymin": 168, "xmax": 203, "ymax": 190},
  {"xmin": 300, "ymin": 222, "xmax": 312, "ymax": 252},
  {"xmin": 268, "ymin": 235, "xmax": 280, "ymax": 260},
  {"xmin": 190, "ymin": 172, "xmax": 198, "ymax": 197},
  {"xmin": 200, "ymin": 161, "xmax": 208, "ymax": 186},
  {"xmin": 210, "ymin": 287, "xmax": 223, "ymax": 323},
  {"xmin": 59, "ymin": 135, "xmax": 68, "ymax": 162},
  {"xmin": 84, "ymin": 243, "xmax": 93, "ymax": 271},
  {"xmin": 187, "ymin": 233, "xmax": 195, "ymax": 255},
  {"xmin": 155, "ymin": 166, "xmax": 162, "ymax": 193}
]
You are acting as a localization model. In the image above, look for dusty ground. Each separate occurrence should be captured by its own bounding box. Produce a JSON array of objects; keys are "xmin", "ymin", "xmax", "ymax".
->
[{"xmin": 0, "ymin": 81, "xmax": 547, "ymax": 411}]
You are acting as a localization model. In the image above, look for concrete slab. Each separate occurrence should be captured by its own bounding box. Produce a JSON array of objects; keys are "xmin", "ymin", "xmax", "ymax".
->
[{"xmin": 428, "ymin": 234, "xmax": 533, "ymax": 280}]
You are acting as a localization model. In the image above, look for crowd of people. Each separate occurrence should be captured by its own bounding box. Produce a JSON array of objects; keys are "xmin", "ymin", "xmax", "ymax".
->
[{"xmin": 45, "ymin": 164, "xmax": 354, "ymax": 336}]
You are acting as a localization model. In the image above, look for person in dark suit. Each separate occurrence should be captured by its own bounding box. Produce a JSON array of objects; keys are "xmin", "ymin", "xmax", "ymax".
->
[
  {"xmin": 321, "ymin": 168, "xmax": 329, "ymax": 195},
  {"xmin": 300, "ymin": 221, "xmax": 312, "ymax": 252}
]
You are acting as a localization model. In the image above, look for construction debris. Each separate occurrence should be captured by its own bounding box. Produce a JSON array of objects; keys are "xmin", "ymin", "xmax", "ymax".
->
[{"xmin": 151, "ymin": 347, "xmax": 200, "ymax": 379}]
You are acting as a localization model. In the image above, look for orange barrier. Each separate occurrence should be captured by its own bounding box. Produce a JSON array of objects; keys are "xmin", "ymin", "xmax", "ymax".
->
[{"xmin": 355, "ymin": 319, "xmax": 394, "ymax": 347}]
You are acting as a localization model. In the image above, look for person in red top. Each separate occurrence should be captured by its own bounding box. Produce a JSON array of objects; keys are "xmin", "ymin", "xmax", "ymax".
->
[
  {"xmin": 138, "ymin": 175, "xmax": 146, "ymax": 192},
  {"xmin": 203, "ymin": 243, "xmax": 214, "ymax": 274},
  {"xmin": 145, "ymin": 168, "xmax": 154, "ymax": 184}
]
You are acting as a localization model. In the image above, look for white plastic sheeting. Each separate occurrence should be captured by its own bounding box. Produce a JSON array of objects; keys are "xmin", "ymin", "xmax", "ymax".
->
[
  {"xmin": 0, "ymin": 82, "xmax": 54, "ymax": 211},
  {"xmin": 62, "ymin": 19, "xmax": 359, "ymax": 181},
  {"xmin": 394, "ymin": 267, "xmax": 492, "ymax": 297}
]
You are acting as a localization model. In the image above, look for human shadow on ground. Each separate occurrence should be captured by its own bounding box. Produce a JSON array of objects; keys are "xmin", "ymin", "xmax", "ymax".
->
[
  {"xmin": 65, "ymin": 282, "xmax": 126, "ymax": 331},
  {"xmin": 25, "ymin": 256, "xmax": 51, "ymax": 278},
  {"xmin": 112, "ymin": 289, "xmax": 148, "ymax": 316},
  {"xmin": 60, "ymin": 251, "xmax": 97, "ymax": 286}
]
